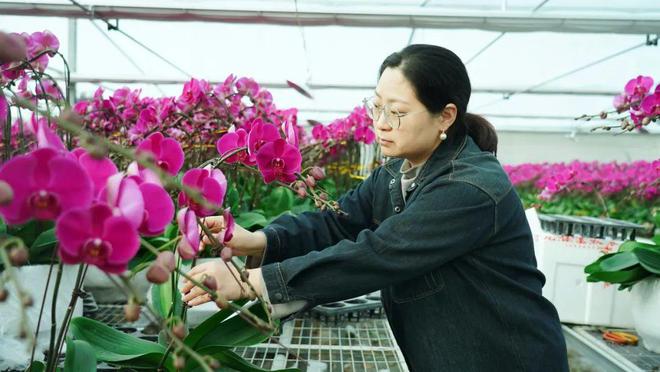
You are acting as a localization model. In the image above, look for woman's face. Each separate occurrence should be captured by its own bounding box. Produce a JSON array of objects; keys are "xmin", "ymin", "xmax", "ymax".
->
[{"xmin": 373, "ymin": 67, "xmax": 455, "ymax": 166}]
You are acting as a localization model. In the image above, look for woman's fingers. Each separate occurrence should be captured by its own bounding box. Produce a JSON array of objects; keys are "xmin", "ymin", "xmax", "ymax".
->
[
  {"xmin": 187, "ymin": 292, "xmax": 213, "ymax": 307},
  {"xmin": 182, "ymin": 284, "xmax": 208, "ymax": 303}
]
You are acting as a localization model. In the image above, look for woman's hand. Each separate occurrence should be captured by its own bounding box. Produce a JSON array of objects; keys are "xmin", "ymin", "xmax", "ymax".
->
[
  {"xmin": 199, "ymin": 216, "xmax": 267, "ymax": 258},
  {"xmin": 181, "ymin": 259, "xmax": 264, "ymax": 307}
]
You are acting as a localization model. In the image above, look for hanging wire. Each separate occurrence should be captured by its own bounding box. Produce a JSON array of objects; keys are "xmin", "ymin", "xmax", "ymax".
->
[
  {"xmin": 87, "ymin": 19, "xmax": 166, "ymax": 95},
  {"xmin": 466, "ymin": 0, "xmax": 549, "ymax": 65},
  {"xmin": 293, "ymin": 0, "xmax": 313, "ymax": 85},
  {"xmin": 68, "ymin": 0, "xmax": 192, "ymax": 78},
  {"xmin": 88, "ymin": 19, "xmax": 145, "ymax": 75},
  {"xmin": 407, "ymin": 0, "xmax": 433, "ymax": 45},
  {"xmin": 473, "ymin": 37, "xmax": 656, "ymax": 111}
]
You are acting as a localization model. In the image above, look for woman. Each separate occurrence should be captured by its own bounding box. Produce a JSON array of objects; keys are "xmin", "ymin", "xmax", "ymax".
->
[{"xmin": 182, "ymin": 44, "xmax": 568, "ymax": 371}]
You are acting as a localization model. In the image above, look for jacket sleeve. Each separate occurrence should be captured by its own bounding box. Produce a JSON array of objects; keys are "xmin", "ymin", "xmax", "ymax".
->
[
  {"xmin": 258, "ymin": 167, "xmax": 380, "ymax": 265},
  {"xmin": 260, "ymin": 180, "xmax": 496, "ymax": 305}
]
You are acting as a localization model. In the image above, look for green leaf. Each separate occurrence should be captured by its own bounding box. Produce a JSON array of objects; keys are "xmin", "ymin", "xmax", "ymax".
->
[
  {"xmin": 184, "ymin": 299, "xmax": 248, "ymax": 348},
  {"xmin": 26, "ymin": 361, "xmax": 46, "ymax": 372},
  {"xmin": 184, "ymin": 300, "xmax": 274, "ymax": 349},
  {"xmin": 195, "ymin": 302, "xmax": 275, "ymax": 348},
  {"xmin": 0, "ymin": 218, "xmax": 6, "ymax": 235},
  {"xmin": 618, "ymin": 241, "xmax": 639, "ymax": 252},
  {"xmin": 64, "ymin": 338, "xmax": 97, "ymax": 372},
  {"xmin": 235, "ymin": 212, "xmax": 268, "ymax": 230},
  {"xmin": 226, "ymin": 184, "xmax": 241, "ymax": 212},
  {"xmin": 151, "ymin": 274, "xmax": 183, "ymax": 319},
  {"xmin": 584, "ymin": 253, "xmax": 616, "ymax": 274},
  {"xmin": 69, "ymin": 317, "xmax": 165, "ymax": 368},
  {"xmin": 29, "ymin": 228, "xmax": 58, "ymax": 264},
  {"xmin": 190, "ymin": 347, "xmax": 299, "ymax": 372},
  {"xmin": 599, "ymin": 251, "xmax": 638, "ymax": 272},
  {"xmin": 261, "ymin": 187, "xmax": 294, "ymax": 217},
  {"xmin": 587, "ymin": 265, "xmax": 650, "ymax": 284},
  {"xmin": 634, "ymin": 246, "xmax": 660, "ymax": 274},
  {"xmin": 653, "ymin": 234, "xmax": 660, "ymax": 246}
]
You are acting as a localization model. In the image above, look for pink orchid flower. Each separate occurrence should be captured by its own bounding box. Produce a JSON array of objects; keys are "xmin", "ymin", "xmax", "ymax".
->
[
  {"xmin": 176, "ymin": 207, "xmax": 200, "ymax": 260},
  {"xmin": 56, "ymin": 203, "xmax": 140, "ymax": 273},
  {"xmin": 178, "ymin": 166, "xmax": 227, "ymax": 217},
  {"xmin": 136, "ymin": 132, "xmax": 184, "ymax": 175},
  {"xmin": 216, "ymin": 128, "xmax": 252, "ymax": 165},
  {"xmin": 98, "ymin": 173, "xmax": 145, "ymax": 229},
  {"xmin": 256, "ymin": 138, "xmax": 302, "ymax": 184},
  {"xmin": 0, "ymin": 148, "xmax": 93, "ymax": 225}
]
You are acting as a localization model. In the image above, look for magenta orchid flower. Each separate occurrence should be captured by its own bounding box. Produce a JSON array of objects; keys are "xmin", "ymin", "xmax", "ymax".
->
[
  {"xmin": 98, "ymin": 173, "xmax": 145, "ymax": 229},
  {"xmin": 136, "ymin": 132, "xmax": 184, "ymax": 175},
  {"xmin": 176, "ymin": 207, "xmax": 200, "ymax": 260},
  {"xmin": 137, "ymin": 182, "xmax": 174, "ymax": 236},
  {"xmin": 28, "ymin": 114, "xmax": 66, "ymax": 152},
  {"xmin": 247, "ymin": 120, "xmax": 281, "ymax": 161},
  {"xmin": 178, "ymin": 166, "xmax": 227, "ymax": 217},
  {"xmin": 0, "ymin": 148, "xmax": 93, "ymax": 225},
  {"xmin": 56, "ymin": 203, "xmax": 140, "ymax": 273},
  {"xmin": 236, "ymin": 77, "xmax": 259, "ymax": 97},
  {"xmin": 123, "ymin": 163, "xmax": 173, "ymax": 236},
  {"xmin": 28, "ymin": 30, "xmax": 59, "ymax": 57},
  {"xmin": 255, "ymin": 138, "xmax": 302, "ymax": 184},
  {"xmin": 216, "ymin": 128, "xmax": 252, "ymax": 165},
  {"xmin": 624, "ymin": 76, "xmax": 654, "ymax": 99},
  {"xmin": 641, "ymin": 92, "xmax": 660, "ymax": 117},
  {"xmin": 354, "ymin": 125, "xmax": 376, "ymax": 144},
  {"xmin": 72, "ymin": 148, "xmax": 119, "ymax": 197},
  {"xmin": 126, "ymin": 161, "xmax": 162, "ymax": 186},
  {"xmin": 222, "ymin": 208, "xmax": 235, "ymax": 243}
]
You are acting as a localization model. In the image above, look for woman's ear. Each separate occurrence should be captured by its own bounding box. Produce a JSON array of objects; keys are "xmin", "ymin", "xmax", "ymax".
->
[{"xmin": 440, "ymin": 103, "xmax": 458, "ymax": 131}]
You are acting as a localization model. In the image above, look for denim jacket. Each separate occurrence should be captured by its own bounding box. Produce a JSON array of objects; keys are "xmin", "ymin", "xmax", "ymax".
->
[{"xmin": 259, "ymin": 133, "xmax": 568, "ymax": 371}]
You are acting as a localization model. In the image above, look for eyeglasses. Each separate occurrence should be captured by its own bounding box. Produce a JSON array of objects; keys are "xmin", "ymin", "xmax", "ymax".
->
[{"xmin": 362, "ymin": 96, "xmax": 427, "ymax": 130}]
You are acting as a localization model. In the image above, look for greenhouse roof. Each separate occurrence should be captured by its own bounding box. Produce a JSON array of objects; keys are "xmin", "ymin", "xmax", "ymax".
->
[{"xmin": 1, "ymin": 0, "xmax": 659, "ymax": 133}]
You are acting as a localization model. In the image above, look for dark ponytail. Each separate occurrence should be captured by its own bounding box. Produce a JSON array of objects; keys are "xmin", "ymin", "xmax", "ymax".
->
[
  {"xmin": 465, "ymin": 113, "xmax": 498, "ymax": 155},
  {"xmin": 379, "ymin": 44, "xmax": 498, "ymax": 155}
]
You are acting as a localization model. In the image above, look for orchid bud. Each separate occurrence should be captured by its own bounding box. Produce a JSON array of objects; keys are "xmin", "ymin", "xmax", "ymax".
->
[
  {"xmin": 296, "ymin": 187, "xmax": 307, "ymax": 199},
  {"xmin": 220, "ymin": 246, "xmax": 233, "ymax": 262},
  {"xmin": 599, "ymin": 111, "xmax": 608, "ymax": 120},
  {"xmin": 9, "ymin": 246, "xmax": 28, "ymax": 266},
  {"xmin": 146, "ymin": 262, "xmax": 170, "ymax": 284},
  {"xmin": 305, "ymin": 175, "xmax": 316, "ymax": 188},
  {"xmin": 173, "ymin": 355, "xmax": 186, "ymax": 369},
  {"xmin": 172, "ymin": 323, "xmax": 186, "ymax": 339},
  {"xmin": 319, "ymin": 193, "xmax": 328, "ymax": 201},
  {"xmin": 310, "ymin": 166, "xmax": 325, "ymax": 180},
  {"xmin": 156, "ymin": 251, "xmax": 176, "ymax": 272},
  {"xmin": 642, "ymin": 116, "xmax": 651, "ymax": 126},
  {"xmin": 203, "ymin": 276, "xmax": 218, "ymax": 292},
  {"xmin": 207, "ymin": 358, "xmax": 221, "ymax": 369},
  {"xmin": 0, "ymin": 288, "xmax": 7, "ymax": 302},
  {"xmin": 0, "ymin": 181, "xmax": 13, "ymax": 206},
  {"xmin": 22, "ymin": 295, "xmax": 33, "ymax": 307},
  {"xmin": 293, "ymin": 180, "xmax": 305, "ymax": 190},
  {"xmin": 0, "ymin": 32, "xmax": 26, "ymax": 64},
  {"xmin": 124, "ymin": 302, "xmax": 141, "ymax": 322}
]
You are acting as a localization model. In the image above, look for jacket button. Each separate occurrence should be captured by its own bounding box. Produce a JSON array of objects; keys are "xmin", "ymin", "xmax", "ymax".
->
[
  {"xmin": 273, "ymin": 293, "xmax": 283, "ymax": 301},
  {"xmin": 389, "ymin": 179, "xmax": 396, "ymax": 185},
  {"xmin": 394, "ymin": 206, "xmax": 401, "ymax": 213}
]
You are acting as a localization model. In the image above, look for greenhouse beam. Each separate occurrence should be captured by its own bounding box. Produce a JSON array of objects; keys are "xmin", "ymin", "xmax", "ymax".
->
[{"xmin": 0, "ymin": 2, "xmax": 659, "ymax": 34}]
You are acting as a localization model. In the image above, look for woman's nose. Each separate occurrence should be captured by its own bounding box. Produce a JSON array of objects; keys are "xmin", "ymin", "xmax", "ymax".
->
[{"xmin": 374, "ymin": 112, "xmax": 392, "ymax": 131}]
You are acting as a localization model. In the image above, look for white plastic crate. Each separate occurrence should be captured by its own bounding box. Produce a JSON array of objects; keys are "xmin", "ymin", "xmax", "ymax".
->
[{"xmin": 525, "ymin": 208, "xmax": 634, "ymax": 328}]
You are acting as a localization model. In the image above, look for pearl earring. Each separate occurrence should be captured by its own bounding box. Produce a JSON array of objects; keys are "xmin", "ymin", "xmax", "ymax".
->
[{"xmin": 439, "ymin": 131, "xmax": 447, "ymax": 141}]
